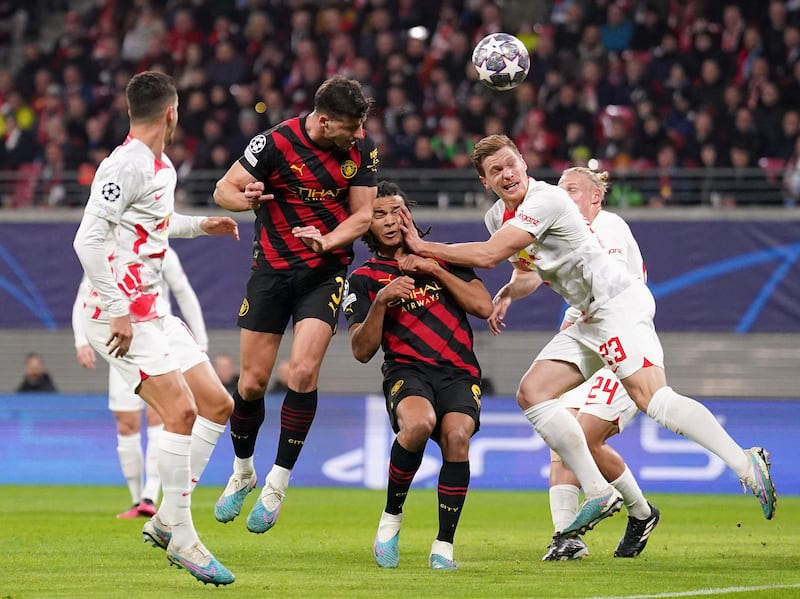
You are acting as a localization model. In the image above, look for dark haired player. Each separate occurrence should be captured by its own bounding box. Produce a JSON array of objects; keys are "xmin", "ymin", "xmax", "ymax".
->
[
  {"xmin": 343, "ymin": 181, "xmax": 493, "ymax": 570},
  {"xmin": 213, "ymin": 75, "xmax": 379, "ymax": 533}
]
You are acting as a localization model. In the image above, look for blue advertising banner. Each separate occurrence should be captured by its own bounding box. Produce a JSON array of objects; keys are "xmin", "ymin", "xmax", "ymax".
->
[
  {"xmin": 1, "ymin": 393, "xmax": 796, "ymax": 495},
  {"xmin": 1, "ymin": 220, "xmax": 799, "ymax": 331}
]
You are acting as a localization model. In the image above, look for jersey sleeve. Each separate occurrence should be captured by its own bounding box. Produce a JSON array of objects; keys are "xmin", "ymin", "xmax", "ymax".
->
[
  {"xmin": 342, "ymin": 271, "xmax": 373, "ymax": 327},
  {"xmin": 351, "ymin": 136, "xmax": 379, "ymax": 187},
  {"xmin": 72, "ymin": 275, "xmax": 91, "ymax": 347},
  {"xmin": 84, "ymin": 160, "xmax": 141, "ymax": 224},
  {"xmin": 239, "ymin": 131, "xmax": 276, "ymax": 182}
]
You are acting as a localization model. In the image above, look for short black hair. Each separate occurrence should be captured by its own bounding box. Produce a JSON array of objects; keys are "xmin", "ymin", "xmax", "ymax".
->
[
  {"xmin": 314, "ymin": 75, "xmax": 372, "ymax": 121},
  {"xmin": 362, "ymin": 180, "xmax": 428, "ymax": 254},
  {"xmin": 126, "ymin": 71, "xmax": 177, "ymax": 123}
]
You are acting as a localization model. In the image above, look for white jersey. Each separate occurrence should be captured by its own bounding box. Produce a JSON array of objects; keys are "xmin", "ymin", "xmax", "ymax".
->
[
  {"xmin": 73, "ymin": 249, "xmax": 209, "ymax": 352},
  {"xmin": 484, "ymin": 178, "xmax": 633, "ymax": 315},
  {"xmin": 81, "ymin": 135, "xmax": 177, "ymax": 322}
]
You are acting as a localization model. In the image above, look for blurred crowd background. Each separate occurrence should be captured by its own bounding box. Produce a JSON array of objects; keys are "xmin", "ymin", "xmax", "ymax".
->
[{"xmin": 2, "ymin": 0, "xmax": 800, "ymax": 208}]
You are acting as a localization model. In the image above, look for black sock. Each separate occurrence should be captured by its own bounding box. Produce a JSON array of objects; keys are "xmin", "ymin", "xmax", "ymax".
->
[
  {"xmin": 229, "ymin": 390, "xmax": 264, "ymax": 459},
  {"xmin": 437, "ymin": 461, "xmax": 470, "ymax": 544},
  {"xmin": 385, "ymin": 439, "xmax": 425, "ymax": 515},
  {"xmin": 274, "ymin": 388, "xmax": 317, "ymax": 469}
]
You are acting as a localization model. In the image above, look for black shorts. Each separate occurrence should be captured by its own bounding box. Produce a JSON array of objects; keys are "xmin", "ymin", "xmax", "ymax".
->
[
  {"xmin": 237, "ymin": 266, "xmax": 347, "ymax": 334},
  {"xmin": 381, "ymin": 362, "xmax": 482, "ymax": 438}
]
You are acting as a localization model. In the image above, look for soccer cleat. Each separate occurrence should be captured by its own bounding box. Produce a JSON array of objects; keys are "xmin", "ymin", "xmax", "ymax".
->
[
  {"xmin": 117, "ymin": 503, "xmax": 141, "ymax": 519},
  {"xmin": 740, "ymin": 447, "xmax": 777, "ymax": 520},
  {"xmin": 142, "ymin": 514, "xmax": 172, "ymax": 550},
  {"xmin": 214, "ymin": 471, "xmax": 257, "ymax": 523},
  {"xmin": 560, "ymin": 487, "xmax": 623, "ymax": 537},
  {"xmin": 614, "ymin": 502, "xmax": 661, "ymax": 558},
  {"xmin": 429, "ymin": 554, "xmax": 458, "ymax": 570},
  {"xmin": 166, "ymin": 540, "xmax": 235, "ymax": 586},
  {"xmin": 245, "ymin": 483, "xmax": 285, "ymax": 534},
  {"xmin": 137, "ymin": 498, "xmax": 157, "ymax": 517},
  {"xmin": 374, "ymin": 531, "xmax": 400, "ymax": 568},
  {"xmin": 542, "ymin": 534, "xmax": 589, "ymax": 561}
]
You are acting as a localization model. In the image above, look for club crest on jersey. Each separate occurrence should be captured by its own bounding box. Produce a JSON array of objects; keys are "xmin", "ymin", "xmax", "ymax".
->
[
  {"xmin": 101, "ymin": 182, "xmax": 121, "ymax": 203},
  {"xmin": 239, "ymin": 298, "xmax": 249, "ymax": 317},
  {"xmin": 340, "ymin": 160, "xmax": 358, "ymax": 179},
  {"xmin": 390, "ymin": 380, "xmax": 404, "ymax": 396}
]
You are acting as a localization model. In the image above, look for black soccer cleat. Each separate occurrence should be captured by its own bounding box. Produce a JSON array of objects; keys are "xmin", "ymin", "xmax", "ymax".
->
[
  {"xmin": 614, "ymin": 502, "xmax": 661, "ymax": 558},
  {"xmin": 542, "ymin": 533, "xmax": 589, "ymax": 561}
]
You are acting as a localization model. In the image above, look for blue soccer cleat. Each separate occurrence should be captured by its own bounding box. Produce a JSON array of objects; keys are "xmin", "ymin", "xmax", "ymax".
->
[
  {"xmin": 166, "ymin": 540, "xmax": 235, "ymax": 586},
  {"xmin": 741, "ymin": 447, "xmax": 777, "ymax": 520},
  {"xmin": 373, "ymin": 531, "xmax": 400, "ymax": 568},
  {"xmin": 214, "ymin": 471, "xmax": 257, "ymax": 523},
  {"xmin": 560, "ymin": 487, "xmax": 623, "ymax": 538},
  {"xmin": 429, "ymin": 553, "xmax": 458, "ymax": 570},
  {"xmin": 142, "ymin": 514, "xmax": 171, "ymax": 550},
  {"xmin": 245, "ymin": 484, "xmax": 284, "ymax": 534}
]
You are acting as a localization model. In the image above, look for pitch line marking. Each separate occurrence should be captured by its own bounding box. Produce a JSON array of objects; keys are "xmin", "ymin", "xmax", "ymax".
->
[{"xmin": 587, "ymin": 583, "xmax": 800, "ymax": 599}]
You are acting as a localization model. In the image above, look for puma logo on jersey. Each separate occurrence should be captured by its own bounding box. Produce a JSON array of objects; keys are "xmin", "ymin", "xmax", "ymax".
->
[{"xmin": 290, "ymin": 163, "xmax": 305, "ymax": 177}]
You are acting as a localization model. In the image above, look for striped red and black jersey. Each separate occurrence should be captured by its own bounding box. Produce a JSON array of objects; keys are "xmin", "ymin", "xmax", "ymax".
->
[
  {"xmin": 343, "ymin": 256, "xmax": 481, "ymax": 378},
  {"xmin": 238, "ymin": 116, "xmax": 379, "ymax": 270}
]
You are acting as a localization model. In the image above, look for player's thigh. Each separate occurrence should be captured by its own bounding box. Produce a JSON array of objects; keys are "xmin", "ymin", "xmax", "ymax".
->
[
  {"xmin": 237, "ymin": 269, "xmax": 294, "ymax": 334},
  {"xmin": 581, "ymin": 283, "xmax": 664, "ymax": 380},
  {"xmin": 138, "ymin": 369, "xmax": 196, "ymax": 433},
  {"xmin": 289, "ymin": 318, "xmax": 334, "ymax": 380},
  {"xmin": 292, "ymin": 266, "xmax": 347, "ymax": 333},
  {"xmin": 382, "ymin": 365, "xmax": 436, "ymax": 435},
  {"xmin": 519, "ymin": 354, "xmax": 586, "ymax": 406}
]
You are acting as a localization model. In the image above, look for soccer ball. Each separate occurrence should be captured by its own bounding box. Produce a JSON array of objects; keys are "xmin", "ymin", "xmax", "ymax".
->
[{"xmin": 471, "ymin": 33, "xmax": 530, "ymax": 91}]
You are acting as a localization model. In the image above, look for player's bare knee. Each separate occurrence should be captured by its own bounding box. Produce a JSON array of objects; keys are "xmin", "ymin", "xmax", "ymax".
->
[
  {"xmin": 239, "ymin": 373, "xmax": 268, "ymax": 398},
  {"xmin": 438, "ymin": 427, "xmax": 471, "ymax": 458},
  {"xmin": 287, "ymin": 361, "xmax": 318, "ymax": 391}
]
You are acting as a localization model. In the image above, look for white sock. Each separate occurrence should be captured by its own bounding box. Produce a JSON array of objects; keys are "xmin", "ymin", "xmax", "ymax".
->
[
  {"xmin": 377, "ymin": 511, "xmax": 403, "ymax": 543},
  {"xmin": 647, "ymin": 386, "xmax": 750, "ymax": 478},
  {"xmin": 117, "ymin": 432, "xmax": 143, "ymax": 504},
  {"xmin": 142, "ymin": 424, "xmax": 162, "ymax": 503},
  {"xmin": 266, "ymin": 465, "xmax": 291, "ymax": 492},
  {"xmin": 524, "ymin": 402, "xmax": 610, "ymax": 496},
  {"xmin": 158, "ymin": 430, "xmax": 195, "ymax": 550},
  {"xmin": 611, "ymin": 466, "xmax": 651, "ymax": 520},
  {"xmin": 190, "ymin": 416, "xmax": 226, "ymax": 491},
  {"xmin": 234, "ymin": 456, "xmax": 255, "ymax": 475},
  {"xmin": 549, "ymin": 484, "xmax": 580, "ymax": 532},
  {"xmin": 430, "ymin": 540, "xmax": 454, "ymax": 561}
]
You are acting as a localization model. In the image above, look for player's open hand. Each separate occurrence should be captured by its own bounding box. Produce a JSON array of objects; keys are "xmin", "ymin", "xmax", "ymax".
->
[
  {"xmin": 201, "ymin": 216, "xmax": 240, "ymax": 240},
  {"xmin": 398, "ymin": 206, "xmax": 423, "ymax": 254},
  {"xmin": 487, "ymin": 295, "xmax": 512, "ymax": 336},
  {"xmin": 107, "ymin": 315, "xmax": 133, "ymax": 358},
  {"xmin": 76, "ymin": 344, "xmax": 96, "ymax": 369},
  {"xmin": 293, "ymin": 225, "xmax": 328, "ymax": 254},
  {"xmin": 243, "ymin": 181, "xmax": 273, "ymax": 210}
]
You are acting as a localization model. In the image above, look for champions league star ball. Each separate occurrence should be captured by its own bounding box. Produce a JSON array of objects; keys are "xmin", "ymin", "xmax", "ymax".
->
[{"xmin": 471, "ymin": 33, "xmax": 530, "ymax": 91}]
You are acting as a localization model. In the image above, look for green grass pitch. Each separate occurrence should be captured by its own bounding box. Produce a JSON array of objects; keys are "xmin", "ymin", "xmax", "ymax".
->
[{"xmin": 2, "ymin": 486, "xmax": 798, "ymax": 598}]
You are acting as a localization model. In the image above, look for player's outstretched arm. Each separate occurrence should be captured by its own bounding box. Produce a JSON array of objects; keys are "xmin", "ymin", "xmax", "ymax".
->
[
  {"xmin": 398, "ymin": 205, "xmax": 530, "ymax": 269},
  {"xmin": 296, "ymin": 185, "xmax": 375, "ymax": 254},
  {"xmin": 397, "ymin": 254, "xmax": 492, "ymax": 319}
]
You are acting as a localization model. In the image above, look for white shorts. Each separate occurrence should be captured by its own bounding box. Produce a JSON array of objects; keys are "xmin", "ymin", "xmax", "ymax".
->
[
  {"xmin": 83, "ymin": 314, "xmax": 207, "ymax": 394},
  {"xmin": 559, "ymin": 369, "xmax": 640, "ymax": 432},
  {"xmin": 108, "ymin": 366, "xmax": 144, "ymax": 412},
  {"xmin": 537, "ymin": 282, "xmax": 664, "ymax": 380}
]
